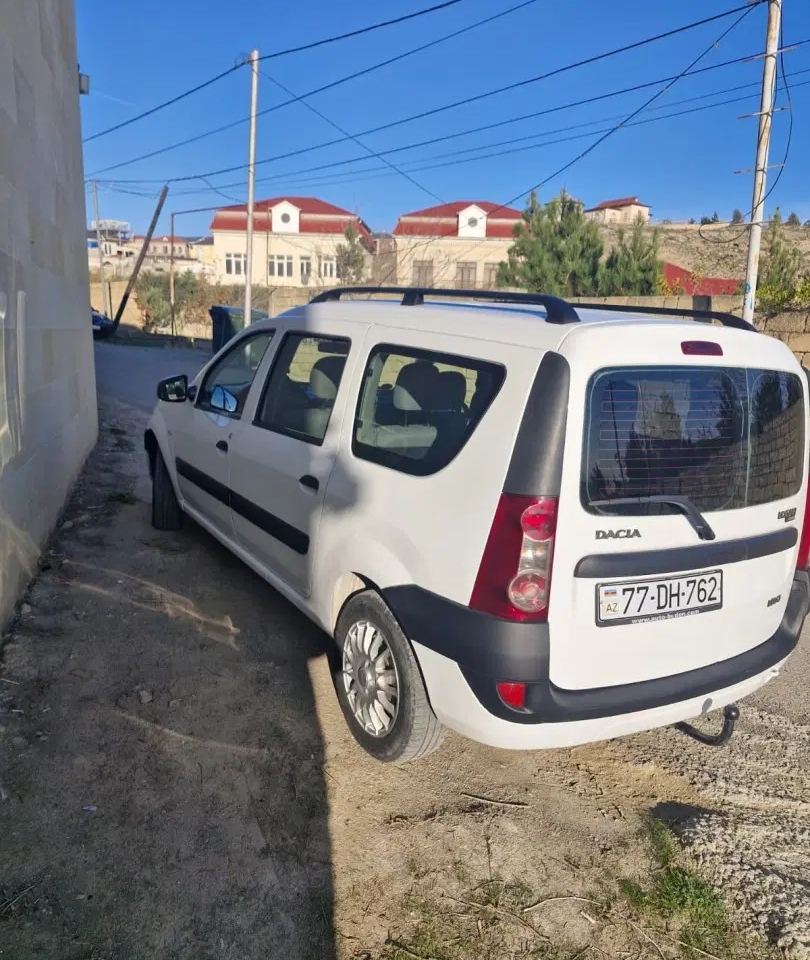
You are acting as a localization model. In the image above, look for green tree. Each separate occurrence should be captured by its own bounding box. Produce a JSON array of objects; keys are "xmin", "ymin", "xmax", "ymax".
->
[
  {"xmin": 335, "ymin": 224, "xmax": 367, "ymax": 284},
  {"xmin": 497, "ymin": 190, "xmax": 603, "ymax": 296},
  {"xmin": 731, "ymin": 208, "xmax": 744, "ymax": 224},
  {"xmin": 134, "ymin": 271, "xmax": 199, "ymax": 331},
  {"xmin": 700, "ymin": 216, "xmax": 713, "ymax": 226},
  {"xmin": 711, "ymin": 211, "xmax": 720, "ymax": 223},
  {"xmin": 787, "ymin": 211, "xmax": 801, "ymax": 227},
  {"xmin": 761, "ymin": 216, "xmax": 802, "ymax": 292},
  {"xmin": 599, "ymin": 217, "xmax": 661, "ymax": 296}
]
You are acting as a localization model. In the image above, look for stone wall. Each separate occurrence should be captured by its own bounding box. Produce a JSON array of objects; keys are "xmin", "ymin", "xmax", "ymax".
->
[
  {"xmin": 757, "ymin": 310, "xmax": 810, "ymax": 367},
  {"xmin": 0, "ymin": 2, "xmax": 97, "ymax": 625}
]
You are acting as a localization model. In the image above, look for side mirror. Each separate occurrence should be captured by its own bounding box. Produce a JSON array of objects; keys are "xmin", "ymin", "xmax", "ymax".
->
[
  {"xmin": 210, "ymin": 385, "xmax": 238, "ymax": 414},
  {"xmin": 157, "ymin": 374, "xmax": 188, "ymax": 403}
]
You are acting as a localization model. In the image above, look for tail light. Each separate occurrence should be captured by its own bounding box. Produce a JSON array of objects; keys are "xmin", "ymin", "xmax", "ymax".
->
[
  {"xmin": 470, "ymin": 494, "xmax": 558, "ymax": 622},
  {"xmin": 797, "ymin": 479, "xmax": 810, "ymax": 570}
]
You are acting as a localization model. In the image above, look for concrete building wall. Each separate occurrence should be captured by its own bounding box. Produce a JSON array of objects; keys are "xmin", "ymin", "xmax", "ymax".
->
[
  {"xmin": 393, "ymin": 237, "xmax": 513, "ymax": 288},
  {"xmin": 0, "ymin": 1, "xmax": 97, "ymax": 625}
]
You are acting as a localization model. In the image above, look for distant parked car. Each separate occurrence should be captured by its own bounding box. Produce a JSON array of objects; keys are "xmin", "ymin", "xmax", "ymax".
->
[{"xmin": 92, "ymin": 309, "xmax": 114, "ymax": 340}]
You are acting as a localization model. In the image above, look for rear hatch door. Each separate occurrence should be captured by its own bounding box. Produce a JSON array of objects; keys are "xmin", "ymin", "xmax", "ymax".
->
[{"xmin": 549, "ymin": 320, "xmax": 807, "ymax": 691}]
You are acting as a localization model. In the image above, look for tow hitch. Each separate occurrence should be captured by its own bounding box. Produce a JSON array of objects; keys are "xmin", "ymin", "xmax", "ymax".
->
[{"xmin": 674, "ymin": 704, "xmax": 739, "ymax": 747}]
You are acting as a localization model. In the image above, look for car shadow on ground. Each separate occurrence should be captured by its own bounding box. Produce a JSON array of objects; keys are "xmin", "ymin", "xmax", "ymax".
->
[{"xmin": 0, "ymin": 411, "xmax": 340, "ymax": 960}]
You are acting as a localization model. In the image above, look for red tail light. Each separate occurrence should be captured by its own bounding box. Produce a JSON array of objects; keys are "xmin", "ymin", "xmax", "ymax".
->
[
  {"xmin": 681, "ymin": 340, "xmax": 723, "ymax": 356},
  {"xmin": 797, "ymin": 480, "xmax": 810, "ymax": 570},
  {"xmin": 497, "ymin": 682, "xmax": 527, "ymax": 710},
  {"xmin": 470, "ymin": 494, "xmax": 558, "ymax": 622}
]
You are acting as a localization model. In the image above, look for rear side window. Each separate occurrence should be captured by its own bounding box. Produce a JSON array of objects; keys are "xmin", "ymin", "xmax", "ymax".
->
[
  {"xmin": 583, "ymin": 365, "xmax": 805, "ymax": 514},
  {"xmin": 353, "ymin": 344, "xmax": 505, "ymax": 476}
]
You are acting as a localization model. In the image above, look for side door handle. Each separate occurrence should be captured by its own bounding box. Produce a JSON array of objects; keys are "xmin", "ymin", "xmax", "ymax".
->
[
  {"xmin": 299, "ymin": 474, "xmax": 319, "ymax": 492},
  {"xmin": 216, "ymin": 440, "xmax": 229, "ymax": 452}
]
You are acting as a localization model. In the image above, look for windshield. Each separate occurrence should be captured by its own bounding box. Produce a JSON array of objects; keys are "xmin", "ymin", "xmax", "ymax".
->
[{"xmin": 582, "ymin": 365, "xmax": 805, "ymax": 515}]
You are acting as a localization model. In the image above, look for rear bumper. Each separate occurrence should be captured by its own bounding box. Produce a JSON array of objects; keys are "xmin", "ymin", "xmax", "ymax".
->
[{"xmin": 382, "ymin": 571, "xmax": 810, "ymax": 726}]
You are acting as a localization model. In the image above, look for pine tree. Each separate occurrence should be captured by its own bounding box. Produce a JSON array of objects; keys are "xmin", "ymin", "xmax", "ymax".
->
[
  {"xmin": 599, "ymin": 217, "xmax": 661, "ymax": 295},
  {"xmin": 787, "ymin": 212, "xmax": 801, "ymax": 227},
  {"xmin": 335, "ymin": 224, "xmax": 367, "ymax": 284},
  {"xmin": 497, "ymin": 190, "xmax": 603, "ymax": 296},
  {"xmin": 731, "ymin": 209, "xmax": 744, "ymax": 224}
]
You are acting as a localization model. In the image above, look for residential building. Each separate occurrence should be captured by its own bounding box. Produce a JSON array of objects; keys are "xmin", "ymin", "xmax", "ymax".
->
[
  {"xmin": 392, "ymin": 202, "xmax": 523, "ymax": 288},
  {"xmin": 0, "ymin": 0, "xmax": 98, "ymax": 624},
  {"xmin": 189, "ymin": 236, "xmax": 215, "ymax": 266},
  {"xmin": 87, "ymin": 219, "xmax": 135, "ymax": 276},
  {"xmin": 132, "ymin": 234, "xmax": 194, "ymax": 261},
  {"xmin": 209, "ymin": 197, "xmax": 372, "ymax": 286},
  {"xmin": 583, "ymin": 197, "xmax": 651, "ymax": 224}
]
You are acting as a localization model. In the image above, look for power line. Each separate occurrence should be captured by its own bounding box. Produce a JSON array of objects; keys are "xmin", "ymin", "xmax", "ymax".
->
[
  {"xmin": 94, "ymin": 2, "xmax": 768, "ymax": 185},
  {"xmin": 260, "ymin": 70, "xmax": 445, "ymax": 203},
  {"xmin": 87, "ymin": 0, "xmax": 541, "ymax": 177},
  {"xmin": 82, "ymin": 0, "xmax": 472, "ymax": 145},
  {"xmin": 83, "ymin": 62, "xmax": 246, "ymax": 144},
  {"xmin": 163, "ymin": 63, "xmax": 809, "ymax": 199},
  {"xmin": 486, "ymin": 1, "xmax": 762, "ymax": 221},
  {"xmin": 208, "ymin": 77, "xmax": 808, "ymax": 202}
]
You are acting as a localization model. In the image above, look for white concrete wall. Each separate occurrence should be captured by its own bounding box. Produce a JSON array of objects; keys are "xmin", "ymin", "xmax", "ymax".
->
[
  {"xmin": 393, "ymin": 236, "xmax": 513, "ymax": 287},
  {"xmin": 0, "ymin": 0, "xmax": 97, "ymax": 625}
]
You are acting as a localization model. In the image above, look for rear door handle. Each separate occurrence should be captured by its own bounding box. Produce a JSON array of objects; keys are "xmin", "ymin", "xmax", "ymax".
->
[
  {"xmin": 216, "ymin": 440, "xmax": 229, "ymax": 452},
  {"xmin": 299, "ymin": 474, "xmax": 319, "ymax": 492}
]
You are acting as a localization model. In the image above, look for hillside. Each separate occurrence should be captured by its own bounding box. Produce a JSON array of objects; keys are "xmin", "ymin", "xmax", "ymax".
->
[{"xmin": 601, "ymin": 222, "xmax": 810, "ymax": 280}]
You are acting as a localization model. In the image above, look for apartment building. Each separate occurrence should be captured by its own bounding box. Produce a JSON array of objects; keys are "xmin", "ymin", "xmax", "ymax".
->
[
  {"xmin": 210, "ymin": 197, "xmax": 372, "ymax": 286},
  {"xmin": 391, "ymin": 201, "xmax": 522, "ymax": 288}
]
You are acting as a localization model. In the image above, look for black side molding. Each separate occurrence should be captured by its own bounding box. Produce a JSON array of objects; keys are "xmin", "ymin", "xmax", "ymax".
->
[
  {"xmin": 175, "ymin": 457, "xmax": 309, "ymax": 555},
  {"xmin": 574, "ymin": 527, "xmax": 798, "ymax": 579}
]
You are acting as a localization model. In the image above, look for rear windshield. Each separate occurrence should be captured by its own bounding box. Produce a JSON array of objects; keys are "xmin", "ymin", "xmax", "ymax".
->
[{"xmin": 583, "ymin": 365, "xmax": 805, "ymax": 514}]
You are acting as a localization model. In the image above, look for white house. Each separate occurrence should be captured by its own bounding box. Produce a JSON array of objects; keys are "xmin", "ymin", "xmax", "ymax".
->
[
  {"xmin": 392, "ymin": 201, "xmax": 523, "ymax": 288},
  {"xmin": 209, "ymin": 197, "xmax": 373, "ymax": 286}
]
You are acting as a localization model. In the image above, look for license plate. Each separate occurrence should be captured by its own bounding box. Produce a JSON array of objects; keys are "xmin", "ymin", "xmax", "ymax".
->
[{"xmin": 596, "ymin": 570, "xmax": 723, "ymax": 627}]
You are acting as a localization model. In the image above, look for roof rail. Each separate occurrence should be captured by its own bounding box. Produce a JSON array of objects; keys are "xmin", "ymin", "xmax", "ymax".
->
[
  {"xmin": 308, "ymin": 286, "xmax": 580, "ymax": 324},
  {"xmin": 572, "ymin": 301, "xmax": 755, "ymax": 332}
]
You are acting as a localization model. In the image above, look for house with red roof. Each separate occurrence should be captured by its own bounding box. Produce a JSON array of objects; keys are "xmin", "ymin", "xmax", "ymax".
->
[
  {"xmin": 392, "ymin": 201, "xmax": 523, "ymax": 288},
  {"xmin": 583, "ymin": 196, "xmax": 651, "ymax": 225},
  {"xmin": 209, "ymin": 197, "xmax": 372, "ymax": 286}
]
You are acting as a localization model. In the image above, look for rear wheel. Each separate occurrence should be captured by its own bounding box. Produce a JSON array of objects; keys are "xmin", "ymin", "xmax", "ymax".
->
[
  {"xmin": 332, "ymin": 591, "xmax": 445, "ymax": 763},
  {"xmin": 151, "ymin": 449, "xmax": 183, "ymax": 531}
]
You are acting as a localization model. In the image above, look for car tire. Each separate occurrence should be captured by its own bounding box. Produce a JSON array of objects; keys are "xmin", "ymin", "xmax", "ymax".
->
[
  {"xmin": 152, "ymin": 448, "xmax": 183, "ymax": 531},
  {"xmin": 332, "ymin": 590, "xmax": 446, "ymax": 764}
]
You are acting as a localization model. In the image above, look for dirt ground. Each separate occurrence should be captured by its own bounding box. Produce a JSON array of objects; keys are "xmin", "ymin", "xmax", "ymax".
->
[{"xmin": 0, "ymin": 394, "xmax": 789, "ymax": 960}]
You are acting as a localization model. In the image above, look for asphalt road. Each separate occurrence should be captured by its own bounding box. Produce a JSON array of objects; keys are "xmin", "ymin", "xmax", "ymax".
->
[{"xmin": 94, "ymin": 341, "xmax": 207, "ymax": 413}]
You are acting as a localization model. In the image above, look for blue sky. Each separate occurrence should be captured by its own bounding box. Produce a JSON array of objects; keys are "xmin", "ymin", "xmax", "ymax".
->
[{"xmin": 77, "ymin": 0, "xmax": 810, "ymax": 237}]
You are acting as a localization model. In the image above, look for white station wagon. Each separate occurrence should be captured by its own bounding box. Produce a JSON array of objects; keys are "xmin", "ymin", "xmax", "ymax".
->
[{"xmin": 145, "ymin": 287, "xmax": 810, "ymax": 763}]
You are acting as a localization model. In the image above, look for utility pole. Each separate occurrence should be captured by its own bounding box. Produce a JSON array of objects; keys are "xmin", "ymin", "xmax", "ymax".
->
[
  {"xmin": 244, "ymin": 49, "xmax": 259, "ymax": 325},
  {"xmin": 169, "ymin": 211, "xmax": 176, "ymax": 335},
  {"xmin": 91, "ymin": 181, "xmax": 110, "ymax": 318},
  {"xmin": 742, "ymin": 0, "xmax": 782, "ymax": 326},
  {"xmin": 112, "ymin": 186, "xmax": 169, "ymax": 333}
]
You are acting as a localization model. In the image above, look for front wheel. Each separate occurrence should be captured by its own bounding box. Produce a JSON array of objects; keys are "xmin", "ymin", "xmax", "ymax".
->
[
  {"xmin": 332, "ymin": 591, "xmax": 446, "ymax": 763},
  {"xmin": 151, "ymin": 448, "xmax": 183, "ymax": 531}
]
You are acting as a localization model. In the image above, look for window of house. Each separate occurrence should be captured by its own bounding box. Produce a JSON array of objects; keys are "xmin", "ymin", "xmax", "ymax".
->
[
  {"xmin": 412, "ymin": 260, "xmax": 434, "ymax": 287},
  {"xmin": 196, "ymin": 331, "xmax": 275, "ymax": 417},
  {"xmin": 255, "ymin": 334, "xmax": 350, "ymax": 446},
  {"xmin": 268, "ymin": 254, "xmax": 293, "ymax": 278},
  {"xmin": 319, "ymin": 257, "xmax": 336, "ymax": 279},
  {"xmin": 455, "ymin": 262, "xmax": 477, "ymax": 287},
  {"xmin": 300, "ymin": 256, "xmax": 312, "ymax": 281},
  {"xmin": 353, "ymin": 345, "xmax": 505, "ymax": 477},
  {"xmin": 225, "ymin": 253, "xmax": 246, "ymax": 276},
  {"xmin": 483, "ymin": 263, "xmax": 500, "ymax": 289}
]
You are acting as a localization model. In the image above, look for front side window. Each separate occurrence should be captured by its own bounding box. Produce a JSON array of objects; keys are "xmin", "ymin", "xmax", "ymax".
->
[
  {"xmin": 353, "ymin": 345, "xmax": 505, "ymax": 476},
  {"xmin": 197, "ymin": 331, "xmax": 275, "ymax": 417},
  {"xmin": 583, "ymin": 365, "xmax": 805, "ymax": 514},
  {"xmin": 268, "ymin": 254, "xmax": 293, "ymax": 278},
  {"xmin": 255, "ymin": 334, "xmax": 350, "ymax": 445}
]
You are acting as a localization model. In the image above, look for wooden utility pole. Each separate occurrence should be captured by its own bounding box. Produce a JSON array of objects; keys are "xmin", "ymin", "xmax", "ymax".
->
[
  {"xmin": 91, "ymin": 181, "xmax": 110, "ymax": 318},
  {"xmin": 742, "ymin": 0, "xmax": 783, "ymax": 325},
  {"xmin": 244, "ymin": 49, "xmax": 259, "ymax": 325},
  {"xmin": 111, "ymin": 186, "xmax": 169, "ymax": 332}
]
